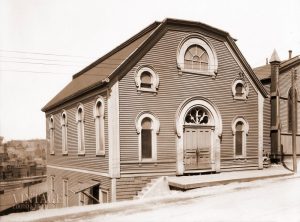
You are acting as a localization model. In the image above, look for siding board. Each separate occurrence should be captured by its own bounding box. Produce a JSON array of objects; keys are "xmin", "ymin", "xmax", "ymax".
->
[{"xmin": 119, "ymin": 29, "xmax": 260, "ymax": 174}]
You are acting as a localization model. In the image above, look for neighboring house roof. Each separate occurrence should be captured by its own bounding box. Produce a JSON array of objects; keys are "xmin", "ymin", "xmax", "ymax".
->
[
  {"xmin": 253, "ymin": 64, "xmax": 271, "ymax": 80},
  {"xmin": 253, "ymin": 55, "xmax": 300, "ymax": 82},
  {"xmin": 42, "ymin": 18, "xmax": 268, "ymax": 112}
]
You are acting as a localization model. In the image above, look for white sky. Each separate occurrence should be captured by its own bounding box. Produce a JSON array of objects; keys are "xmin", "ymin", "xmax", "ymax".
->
[{"xmin": 0, "ymin": 0, "xmax": 300, "ymax": 140}]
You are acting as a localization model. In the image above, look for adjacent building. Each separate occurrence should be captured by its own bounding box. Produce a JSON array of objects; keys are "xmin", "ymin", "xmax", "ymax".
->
[{"xmin": 254, "ymin": 50, "xmax": 300, "ymax": 164}]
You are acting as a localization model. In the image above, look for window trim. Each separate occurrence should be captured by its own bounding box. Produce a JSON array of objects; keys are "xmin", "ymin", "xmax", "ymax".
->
[
  {"xmin": 135, "ymin": 111, "xmax": 160, "ymax": 162},
  {"xmin": 60, "ymin": 110, "xmax": 68, "ymax": 155},
  {"xmin": 232, "ymin": 78, "xmax": 249, "ymax": 100},
  {"xmin": 93, "ymin": 96, "xmax": 106, "ymax": 156},
  {"xmin": 177, "ymin": 34, "xmax": 218, "ymax": 77},
  {"xmin": 232, "ymin": 117, "xmax": 249, "ymax": 159},
  {"xmin": 63, "ymin": 179, "xmax": 68, "ymax": 207},
  {"xmin": 135, "ymin": 66, "xmax": 159, "ymax": 93},
  {"xmin": 76, "ymin": 104, "xmax": 85, "ymax": 155},
  {"xmin": 49, "ymin": 115, "xmax": 55, "ymax": 155}
]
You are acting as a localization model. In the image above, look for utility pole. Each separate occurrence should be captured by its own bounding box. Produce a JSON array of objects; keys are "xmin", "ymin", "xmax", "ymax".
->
[{"xmin": 291, "ymin": 68, "xmax": 297, "ymax": 173}]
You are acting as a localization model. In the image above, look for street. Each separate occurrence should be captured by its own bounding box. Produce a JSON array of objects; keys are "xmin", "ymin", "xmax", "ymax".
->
[{"xmin": 2, "ymin": 175, "xmax": 300, "ymax": 222}]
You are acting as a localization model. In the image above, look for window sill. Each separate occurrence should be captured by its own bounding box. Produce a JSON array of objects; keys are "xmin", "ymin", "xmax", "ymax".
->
[
  {"xmin": 50, "ymin": 152, "xmax": 55, "ymax": 155},
  {"xmin": 233, "ymin": 157, "xmax": 247, "ymax": 161},
  {"xmin": 62, "ymin": 153, "xmax": 68, "ymax": 156},
  {"xmin": 96, "ymin": 152, "xmax": 105, "ymax": 157},
  {"xmin": 233, "ymin": 96, "xmax": 247, "ymax": 101},
  {"xmin": 137, "ymin": 88, "xmax": 157, "ymax": 94},
  {"xmin": 180, "ymin": 69, "xmax": 217, "ymax": 78},
  {"xmin": 78, "ymin": 152, "xmax": 85, "ymax": 156}
]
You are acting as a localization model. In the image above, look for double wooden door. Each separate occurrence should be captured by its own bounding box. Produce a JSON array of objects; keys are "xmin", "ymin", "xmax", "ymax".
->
[{"xmin": 184, "ymin": 126, "xmax": 212, "ymax": 171}]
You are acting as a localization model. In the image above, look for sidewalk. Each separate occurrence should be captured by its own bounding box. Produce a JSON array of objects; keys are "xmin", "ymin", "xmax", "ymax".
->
[{"xmin": 168, "ymin": 165, "xmax": 294, "ymax": 190}]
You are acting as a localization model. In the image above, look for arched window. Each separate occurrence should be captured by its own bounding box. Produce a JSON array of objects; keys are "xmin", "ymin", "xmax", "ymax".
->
[
  {"xmin": 76, "ymin": 105, "xmax": 85, "ymax": 155},
  {"xmin": 232, "ymin": 78, "xmax": 248, "ymax": 100},
  {"xmin": 232, "ymin": 117, "xmax": 249, "ymax": 158},
  {"xmin": 288, "ymin": 88, "xmax": 298, "ymax": 132},
  {"xmin": 49, "ymin": 115, "xmax": 55, "ymax": 155},
  {"xmin": 135, "ymin": 112, "xmax": 160, "ymax": 162},
  {"xmin": 94, "ymin": 97, "xmax": 105, "ymax": 156},
  {"xmin": 177, "ymin": 35, "xmax": 218, "ymax": 77},
  {"xmin": 135, "ymin": 66, "xmax": 159, "ymax": 93},
  {"xmin": 61, "ymin": 111, "xmax": 68, "ymax": 155},
  {"xmin": 184, "ymin": 45, "xmax": 209, "ymax": 71}
]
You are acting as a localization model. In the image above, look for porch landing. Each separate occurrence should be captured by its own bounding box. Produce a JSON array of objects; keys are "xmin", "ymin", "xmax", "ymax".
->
[{"xmin": 168, "ymin": 165, "xmax": 294, "ymax": 190}]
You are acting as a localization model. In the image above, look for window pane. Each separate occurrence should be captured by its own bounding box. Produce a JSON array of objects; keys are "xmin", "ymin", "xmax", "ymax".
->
[
  {"xmin": 142, "ymin": 129, "xmax": 152, "ymax": 159},
  {"xmin": 236, "ymin": 83, "xmax": 244, "ymax": 96},
  {"xmin": 235, "ymin": 131, "xmax": 243, "ymax": 156},
  {"xmin": 141, "ymin": 72, "xmax": 151, "ymax": 84},
  {"xmin": 141, "ymin": 118, "xmax": 152, "ymax": 129}
]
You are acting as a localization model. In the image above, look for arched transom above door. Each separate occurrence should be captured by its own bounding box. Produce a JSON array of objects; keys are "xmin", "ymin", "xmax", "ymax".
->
[{"xmin": 184, "ymin": 106, "xmax": 211, "ymax": 125}]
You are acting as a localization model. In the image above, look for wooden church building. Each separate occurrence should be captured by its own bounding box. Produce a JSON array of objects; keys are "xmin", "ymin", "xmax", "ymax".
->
[{"xmin": 42, "ymin": 18, "xmax": 268, "ymax": 207}]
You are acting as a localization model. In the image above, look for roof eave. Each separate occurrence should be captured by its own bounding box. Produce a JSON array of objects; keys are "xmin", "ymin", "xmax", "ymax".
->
[{"xmin": 226, "ymin": 35, "xmax": 268, "ymax": 98}]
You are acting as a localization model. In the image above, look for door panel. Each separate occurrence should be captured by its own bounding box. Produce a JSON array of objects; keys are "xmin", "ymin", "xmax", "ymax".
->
[{"xmin": 184, "ymin": 127, "xmax": 211, "ymax": 171}]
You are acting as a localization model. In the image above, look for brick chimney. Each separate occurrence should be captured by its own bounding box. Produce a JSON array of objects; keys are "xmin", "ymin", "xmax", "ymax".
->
[
  {"xmin": 269, "ymin": 49, "xmax": 281, "ymax": 163},
  {"xmin": 289, "ymin": 50, "xmax": 292, "ymax": 59}
]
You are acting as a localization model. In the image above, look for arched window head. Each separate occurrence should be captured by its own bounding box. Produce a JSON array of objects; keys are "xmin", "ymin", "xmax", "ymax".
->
[
  {"xmin": 61, "ymin": 111, "xmax": 67, "ymax": 126},
  {"xmin": 49, "ymin": 115, "xmax": 55, "ymax": 155},
  {"xmin": 135, "ymin": 111, "xmax": 160, "ymax": 162},
  {"xmin": 288, "ymin": 88, "xmax": 298, "ymax": 132},
  {"xmin": 232, "ymin": 78, "xmax": 249, "ymax": 100},
  {"xmin": 60, "ymin": 110, "xmax": 68, "ymax": 155},
  {"xmin": 177, "ymin": 35, "xmax": 218, "ymax": 78},
  {"xmin": 232, "ymin": 117, "xmax": 249, "ymax": 158},
  {"xmin": 135, "ymin": 66, "xmax": 159, "ymax": 93},
  {"xmin": 93, "ymin": 96, "xmax": 105, "ymax": 156},
  {"xmin": 76, "ymin": 104, "xmax": 85, "ymax": 123},
  {"xmin": 76, "ymin": 104, "xmax": 85, "ymax": 155}
]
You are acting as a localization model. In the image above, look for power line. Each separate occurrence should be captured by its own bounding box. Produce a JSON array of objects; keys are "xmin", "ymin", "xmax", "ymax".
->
[
  {"xmin": 0, "ymin": 55, "xmax": 90, "ymax": 64},
  {"xmin": 0, "ymin": 60, "xmax": 85, "ymax": 67},
  {"xmin": 0, "ymin": 69, "xmax": 72, "ymax": 75},
  {"xmin": 0, "ymin": 49, "xmax": 93, "ymax": 59}
]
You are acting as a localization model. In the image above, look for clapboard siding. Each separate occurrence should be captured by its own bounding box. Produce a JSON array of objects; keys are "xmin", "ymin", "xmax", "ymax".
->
[
  {"xmin": 279, "ymin": 66, "xmax": 300, "ymax": 133},
  {"xmin": 119, "ymin": 29, "xmax": 260, "ymax": 174},
  {"xmin": 46, "ymin": 92, "xmax": 109, "ymax": 172},
  {"xmin": 116, "ymin": 176, "xmax": 156, "ymax": 201},
  {"xmin": 47, "ymin": 167, "xmax": 111, "ymax": 208}
]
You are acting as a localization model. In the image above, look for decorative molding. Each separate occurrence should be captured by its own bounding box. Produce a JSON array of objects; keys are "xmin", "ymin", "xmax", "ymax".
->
[
  {"xmin": 76, "ymin": 104, "xmax": 85, "ymax": 155},
  {"xmin": 232, "ymin": 116, "xmax": 249, "ymax": 159},
  {"xmin": 177, "ymin": 34, "xmax": 218, "ymax": 78},
  {"xmin": 175, "ymin": 96, "xmax": 222, "ymax": 175},
  {"xmin": 135, "ymin": 65, "xmax": 159, "ymax": 93},
  {"xmin": 49, "ymin": 115, "xmax": 55, "ymax": 155},
  {"xmin": 94, "ymin": 96, "xmax": 106, "ymax": 156},
  {"xmin": 60, "ymin": 110, "xmax": 68, "ymax": 155},
  {"xmin": 135, "ymin": 111, "xmax": 160, "ymax": 162},
  {"xmin": 231, "ymin": 74, "xmax": 249, "ymax": 100}
]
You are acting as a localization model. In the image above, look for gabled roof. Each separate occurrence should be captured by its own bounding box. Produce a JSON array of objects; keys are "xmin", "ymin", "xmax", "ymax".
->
[
  {"xmin": 42, "ymin": 21, "xmax": 161, "ymax": 112},
  {"xmin": 42, "ymin": 18, "xmax": 268, "ymax": 112}
]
